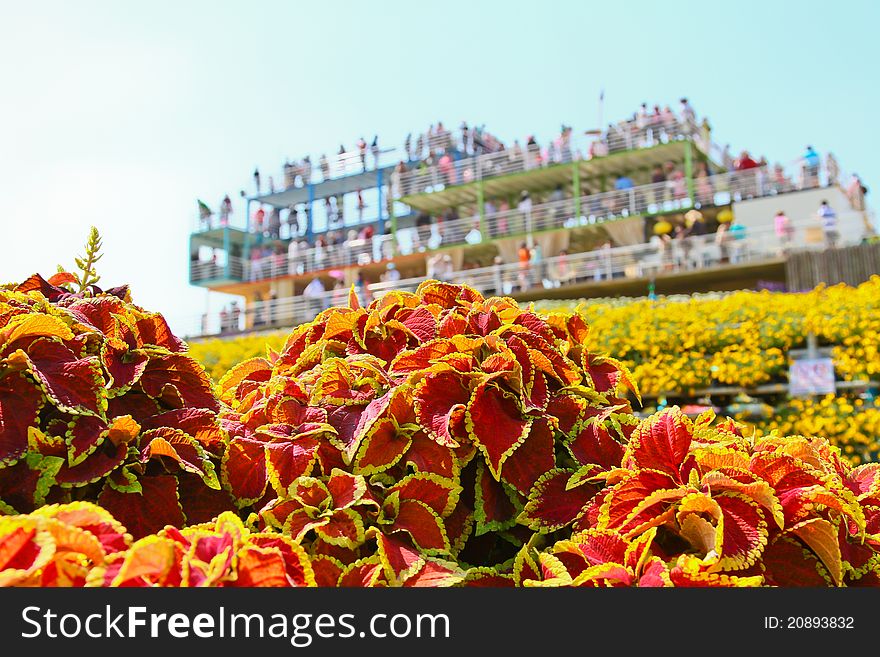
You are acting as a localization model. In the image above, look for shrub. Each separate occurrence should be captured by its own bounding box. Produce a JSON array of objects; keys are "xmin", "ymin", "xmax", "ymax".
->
[{"xmin": 0, "ymin": 270, "xmax": 234, "ymax": 537}]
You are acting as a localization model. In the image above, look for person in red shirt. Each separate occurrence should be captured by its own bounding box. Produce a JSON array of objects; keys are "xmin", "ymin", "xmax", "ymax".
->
[
  {"xmin": 253, "ymin": 205, "xmax": 266, "ymax": 235},
  {"xmin": 735, "ymin": 151, "xmax": 759, "ymax": 170}
]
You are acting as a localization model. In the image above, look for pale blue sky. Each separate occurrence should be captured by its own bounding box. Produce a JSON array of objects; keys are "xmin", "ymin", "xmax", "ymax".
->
[{"xmin": 1, "ymin": 0, "xmax": 875, "ymax": 334}]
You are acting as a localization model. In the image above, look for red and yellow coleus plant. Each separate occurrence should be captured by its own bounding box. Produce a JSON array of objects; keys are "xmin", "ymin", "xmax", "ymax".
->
[
  {"xmin": 1, "ymin": 278, "xmax": 878, "ymax": 586},
  {"xmin": 0, "ymin": 273, "xmax": 234, "ymax": 538}
]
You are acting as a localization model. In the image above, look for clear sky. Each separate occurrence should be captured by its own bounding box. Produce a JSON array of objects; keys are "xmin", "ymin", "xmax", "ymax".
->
[{"xmin": 1, "ymin": 0, "xmax": 876, "ymax": 335}]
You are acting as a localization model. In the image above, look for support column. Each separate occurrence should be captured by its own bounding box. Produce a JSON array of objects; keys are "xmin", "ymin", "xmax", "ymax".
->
[
  {"xmin": 684, "ymin": 140, "xmax": 695, "ymax": 206},
  {"xmin": 389, "ymin": 193, "xmax": 398, "ymax": 257},
  {"xmin": 306, "ymin": 184, "xmax": 315, "ymax": 241},
  {"xmin": 376, "ymin": 168, "xmax": 385, "ymax": 235},
  {"xmin": 222, "ymin": 226, "xmax": 231, "ymax": 280},
  {"xmin": 477, "ymin": 180, "xmax": 486, "ymax": 238},
  {"xmin": 572, "ymin": 161, "xmax": 581, "ymax": 220}
]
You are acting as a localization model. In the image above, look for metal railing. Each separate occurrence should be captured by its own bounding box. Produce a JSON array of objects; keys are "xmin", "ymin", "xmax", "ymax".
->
[
  {"xmin": 185, "ymin": 212, "xmax": 864, "ymax": 338},
  {"xmin": 395, "ymin": 117, "xmax": 705, "ymax": 197},
  {"xmin": 189, "ymin": 166, "xmax": 842, "ymax": 284}
]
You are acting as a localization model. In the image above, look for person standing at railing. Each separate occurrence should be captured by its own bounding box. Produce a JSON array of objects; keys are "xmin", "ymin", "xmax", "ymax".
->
[
  {"xmin": 303, "ymin": 276, "xmax": 325, "ymax": 319},
  {"xmin": 516, "ymin": 190, "xmax": 532, "ymax": 236},
  {"xmin": 846, "ymin": 173, "xmax": 868, "ymax": 211},
  {"xmin": 252, "ymin": 205, "xmax": 266, "ymax": 238},
  {"xmin": 825, "ymin": 152, "xmax": 840, "ymax": 187},
  {"xmin": 817, "ymin": 199, "xmax": 839, "ymax": 248},
  {"xmin": 319, "ymin": 153, "xmax": 330, "ymax": 181},
  {"xmin": 220, "ymin": 195, "xmax": 233, "ymax": 227},
  {"xmin": 230, "ymin": 301, "xmax": 241, "ymax": 332},
  {"xmin": 404, "ymin": 133, "xmax": 413, "ymax": 162},
  {"xmin": 774, "ymin": 210, "xmax": 794, "ymax": 254},
  {"xmin": 253, "ymin": 168, "xmax": 261, "ymax": 194},
  {"xmin": 337, "ymin": 144, "xmax": 347, "ymax": 174},
  {"xmin": 357, "ymin": 137, "xmax": 368, "ymax": 172},
  {"xmin": 695, "ymin": 162, "xmax": 714, "ymax": 206},
  {"xmin": 302, "ymin": 156, "xmax": 312, "ymax": 185},
  {"xmin": 803, "ymin": 146, "xmax": 821, "ymax": 189},
  {"xmin": 268, "ymin": 207, "xmax": 281, "ymax": 240},
  {"xmin": 679, "ymin": 98, "xmax": 696, "ymax": 137},
  {"xmin": 517, "ymin": 242, "xmax": 531, "ymax": 291},
  {"xmin": 370, "ymin": 136, "xmax": 380, "ymax": 169}
]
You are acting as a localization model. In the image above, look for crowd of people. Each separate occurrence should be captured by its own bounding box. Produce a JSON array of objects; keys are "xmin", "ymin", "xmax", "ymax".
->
[{"xmin": 192, "ymin": 100, "xmax": 873, "ymax": 336}]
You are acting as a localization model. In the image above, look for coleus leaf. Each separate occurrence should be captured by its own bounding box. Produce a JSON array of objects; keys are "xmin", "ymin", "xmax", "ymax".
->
[
  {"xmin": 622, "ymin": 407, "xmax": 693, "ymax": 482},
  {"xmin": 465, "ymin": 380, "xmax": 531, "ymax": 480},
  {"xmin": 6, "ymin": 338, "xmax": 105, "ymax": 416},
  {"xmin": 98, "ymin": 475, "xmax": 186, "ymax": 540},
  {"xmin": 139, "ymin": 427, "xmax": 220, "ymax": 490},
  {"xmin": 474, "ymin": 462, "xmax": 520, "ymax": 535},
  {"xmin": 413, "ymin": 370, "xmax": 471, "ymax": 447},
  {"xmin": 221, "ymin": 438, "xmax": 268, "ymax": 507},
  {"xmin": 520, "ymin": 469, "xmax": 597, "ymax": 533},
  {"xmin": 139, "ymin": 353, "xmax": 219, "ymax": 412},
  {"xmin": 0, "ymin": 371, "xmax": 43, "ymax": 467}
]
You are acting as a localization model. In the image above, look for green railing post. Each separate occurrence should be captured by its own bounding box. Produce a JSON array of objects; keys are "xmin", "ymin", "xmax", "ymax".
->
[
  {"xmin": 477, "ymin": 179, "xmax": 486, "ymax": 238},
  {"xmin": 685, "ymin": 140, "xmax": 695, "ymax": 206},
  {"xmin": 572, "ymin": 161, "xmax": 581, "ymax": 220}
]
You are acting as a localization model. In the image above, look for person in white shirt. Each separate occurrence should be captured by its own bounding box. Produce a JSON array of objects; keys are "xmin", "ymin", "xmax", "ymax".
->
[{"xmin": 302, "ymin": 276, "xmax": 326, "ymax": 320}]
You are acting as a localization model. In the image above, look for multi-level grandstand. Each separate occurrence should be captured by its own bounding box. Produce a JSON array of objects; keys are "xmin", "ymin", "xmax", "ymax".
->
[{"xmin": 188, "ymin": 105, "xmax": 876, "ymax": 336}]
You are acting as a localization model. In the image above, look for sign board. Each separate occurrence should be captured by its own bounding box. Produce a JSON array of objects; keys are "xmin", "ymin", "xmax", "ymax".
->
[{"xmin": 789, "ymin": 358, "xmax": 836, "ymax": 396}]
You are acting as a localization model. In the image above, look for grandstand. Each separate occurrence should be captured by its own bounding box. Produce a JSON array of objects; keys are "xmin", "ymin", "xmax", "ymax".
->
[{"xmin": 187, "ymin": 106, "xmax": 876, "ymax": 337}]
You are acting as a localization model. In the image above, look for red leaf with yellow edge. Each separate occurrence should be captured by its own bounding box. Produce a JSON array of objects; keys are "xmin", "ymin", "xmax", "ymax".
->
[
  {"xmin": 231, "ymin": 546, "xmax": 292, "ymax": 587},
  {"xmin": 474, "ymin": 462, "xmax": 519, "ymax": 535},
  {"xmin": 140, "ymin": 408, "xmax": 221, "ymax": 451},
  {"xmin": 417, "ymin": 280, "xmax": 482, "ymax": 308},
  {"xmin": 845, "ymin": 464, "xmax": 880, "ymax": 500},
  {"xmin": 354, "ymin": 417, "xmax": 412, "ymax": 476},
  {"xmin": 35, "ymin": 502, "xmax": 131, "ymax": 555},
  {"xmin": 103, "ymin": 535, "xmax": 183, "ymax": 587},
  {"xmin": 403, "ymin": 432, "xmax": 457, "ymax": 480},
  {"xmin": 326, "ymin": 469, "xmax": 367, "ymax": 509},
  {"xmin": 0, "ymin": 453, "xmax": 64, "ymax": 513},
  {"xmin": 66, "ymin": 415, "xmax": 108, "ymax": 465},
  {"xmin": 12, "ymin": 338, "xmax": 104, "ymax": 416},
  {"xmin": 399, "ymin": 306, "xmax": 437, "ymax": 342},
  {"xmin": 324, "ymin": 403, "xmax": 368, "ymax": 460},
  {"xmin": 564, "ymin": 528, "xmax": 629, "ymax": 567},
  {"xmin": 463, "ymin": 567, "xmax": 516, "ymax": 587},
  {"xmin": 55, "ymin": 441, "xmax": 127, "ymax": 487},
  {"xmin": 264, "ymin": 433, "xmax": 320, "ymax": 494},
  {"xmin": 413, "ymin": 371, "xmax": 470, "ymax": 447},
  {"xmin": 713, "ymin": 494, "xmax": 769, "ymax": 570},
  {"xmin": 248, "ymin": 534, "xmax": 315, "ymax": 587},
  {"xmin": 668, "ymin": 554, "xmax": 764, "ymax": 587},
  {"xmin": 134, "ymin": 313, "xmax": 186, "ymax": 352},
  {"xmin": 465, "ymin": 381, "xmax": 530, "ymax": 480},
  {"xmin": 140, "ymin": 353, "xmax": 218, "ymax": 412},
  {"xmin": 388, "ymin": 499, "xmax": 449, "ymax": 553},
  {"xmin": 98, "ymin": 475, "xmax": 185, "ymax": 540},
  {"xmin": 582, "ymin": 352, "xmax": 639, "ymax": 401},
  {"xmin": 520, "ymin": 469, "xmax": 597, "ymax": 533},
  {"xmin": 790, "ymin": 517, "xmax": 843, "ymax": 586},
  {"xmin": 623, "ymin": 407, "xmax": 693, "ymax": 482},
  {"xmin": 311, "ymin": 555, "xmax": 344, "ymax": 587},
  {"xmin": 595, "ymin": 469, "xmax": 679, "ymax": 532},
  {"xmin": 389, "ymin": 472, "xmax": 460, "ymax": 517},
  {"xmin": 402, "ymin": 557, "xmax": 465, "ymax": 587},
  {"xmin": 216, "ymin": 357, "xmax": 272, "ymax": 401},
  {"xmin": 222, "ymin": 438, "xmax": 268, "ymax": 506},
  {"xmin": 390, "ymin": 335, "xmax": 484, "ymax": 374},
  {"xmin": 762, "ymin": 535, "xmax": 834, "ymax": 586},
  {"xmin": 139, "ymin": 427, "xmax": 220, "ymax": 489},
  {"xmin": 501, "ymin": 417, "xmax": 556, "ymax": 496},
  {"xmin": 101, "ymin": 341, "xmax": 148, "ymax": 390},
  {"xmin": 314, "ymin": 508, "xmax": 366, "ymax": 548},
  {"xmin": 373, "ymin": 531, "xmax": 425, "ymax": 585},
  {"xmin": 176, "ymin": 472, "xmax": 235, "ymax": 525},
  {"xmin": 0, "ymin": 313, "xmax": 74, "ymax": 346},
  {"xmin": 0, "ymin": 522, "xmax": 54, "ymax": 586},
  {"xmin": 567, "ymin": 418, "xmax": 626, "ymax": 472},
  {"xmin": 338, "ymin": 556, "xmax": 385, "ymax": 587},
  {"xmin": 0, "ymin": 372, "xmax": 43, "ymax": 466}
]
